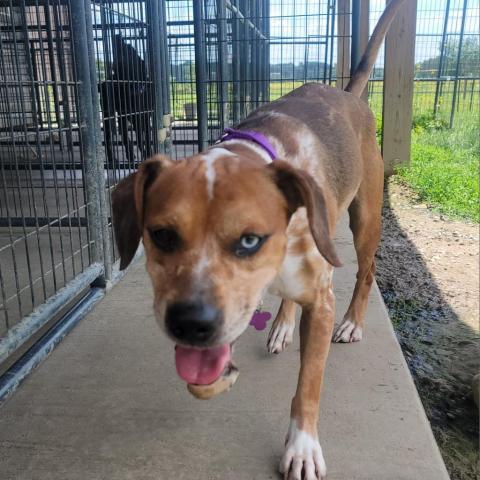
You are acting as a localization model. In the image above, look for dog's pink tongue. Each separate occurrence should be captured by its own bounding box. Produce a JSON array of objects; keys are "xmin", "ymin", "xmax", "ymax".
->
[{"xmin": 175, "ymin": 344, "xmax": 231, "ymax": 385}]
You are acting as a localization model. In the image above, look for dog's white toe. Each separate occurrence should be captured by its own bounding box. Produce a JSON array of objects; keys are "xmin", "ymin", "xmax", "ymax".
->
[
  {"xmin": 280, "ymin": 420, "xmax": 326, "ymax": 480},
  {"xmin": 267, "ymin": 320, "xmax": 294, "ymax": 354},
  {"xmin": 332, "ymin": 319, "xmax": 363, "ymax": 343}
]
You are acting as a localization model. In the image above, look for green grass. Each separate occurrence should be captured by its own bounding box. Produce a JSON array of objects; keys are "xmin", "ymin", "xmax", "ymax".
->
[{"xmin": 397, "ymin": 112, "xmax": 479, "ymax": 222}]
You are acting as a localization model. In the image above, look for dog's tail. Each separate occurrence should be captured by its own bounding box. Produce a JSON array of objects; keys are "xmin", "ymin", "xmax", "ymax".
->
[{"xmin": 345, "ymin": 0, "xmax": 407, "ymax": 97}]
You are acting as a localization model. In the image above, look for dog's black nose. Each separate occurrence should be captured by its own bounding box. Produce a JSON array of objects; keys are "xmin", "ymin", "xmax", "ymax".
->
[{"xmin": 166, "ymin": 301, "xmax": 221, "ymax": 344}]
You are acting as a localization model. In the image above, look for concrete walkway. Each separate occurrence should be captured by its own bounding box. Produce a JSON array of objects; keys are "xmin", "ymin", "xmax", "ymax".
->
[{"xmin": 0, "ymin": 220, "xmax": 450, "ymax": 480}]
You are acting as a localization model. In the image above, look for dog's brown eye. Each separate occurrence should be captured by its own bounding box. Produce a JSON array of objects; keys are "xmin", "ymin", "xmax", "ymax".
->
[{"xmin": 150, "ymin": 228, "xmax": 182, "ymax": 253}]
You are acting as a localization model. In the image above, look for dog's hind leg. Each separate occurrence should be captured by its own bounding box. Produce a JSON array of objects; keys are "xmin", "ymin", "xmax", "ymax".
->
[
  {"xmin": 267, "ymin": 298, "xmax": 296, "ymax": 354},
  {"xmin": 333, "ymin": 154, "xmax": 383, "ymax": 343}
]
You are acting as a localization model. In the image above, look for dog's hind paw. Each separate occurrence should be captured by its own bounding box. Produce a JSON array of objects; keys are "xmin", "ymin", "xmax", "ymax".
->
[
  {"xmin": 280, "ymin": 420, "xmax": 326, "ymax": 480},
  {"xmin": 332, "ymin": 319, "xmax": 363, "ymax": 343},
  {"xmin": 267, "ymin": 319, "xmax": 294, "ymax": 354}
]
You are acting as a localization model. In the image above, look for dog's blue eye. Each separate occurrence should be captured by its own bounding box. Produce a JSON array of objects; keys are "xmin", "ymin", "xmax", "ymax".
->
[
  {"xmin": 150, "ymin": 228, "xmax": 181, "ymax": 253},
  {"xmin": 234, "ymin": 234, "xmax": 265, "ymax": 257},
  {"xmin": 240, "ymin": 235, "xmax": 260, "ymax": 249}
]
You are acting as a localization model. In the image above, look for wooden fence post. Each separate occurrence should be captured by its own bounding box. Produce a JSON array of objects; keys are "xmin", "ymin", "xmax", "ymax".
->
[{"xmin": 382, "ymin": 0, "xmax": 417, "ymax": 176}]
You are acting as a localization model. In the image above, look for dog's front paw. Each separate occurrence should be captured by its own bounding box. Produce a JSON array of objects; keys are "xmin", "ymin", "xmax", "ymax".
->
[
  {"xmin": 267, "ymin": 319, "xmax": 294, "ymax": 354},
  {"xmin": 332, "ymin": 318, "xmax": 363, "ymax": 343},
  {"xmin": 279, "ymin": 420, "xmax": 326, "ymax": 480}
]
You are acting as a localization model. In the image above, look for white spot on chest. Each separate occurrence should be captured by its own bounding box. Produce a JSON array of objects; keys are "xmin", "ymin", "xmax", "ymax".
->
[
  {"xmin": 268, "ymin": 253, "xmax": 305, "ymax": 300},
  {"xmin": 268, "ymin": 211, "xmax": 333, "ymax": 301},
  {"xmin": 202, "ymin": 147, "xmax": 234, "ymax": 199}
]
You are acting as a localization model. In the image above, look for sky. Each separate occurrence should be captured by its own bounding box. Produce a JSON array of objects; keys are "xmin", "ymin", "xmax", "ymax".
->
[
  {"xmin": 93, "ymin": 0, "xmax": 480, "ymax": 68},
  {"xmin": 268, "ymin": 0, "xmax": 479, "ymax": 65}
]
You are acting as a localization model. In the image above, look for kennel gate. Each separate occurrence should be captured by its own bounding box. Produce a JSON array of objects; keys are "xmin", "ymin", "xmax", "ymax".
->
[{"xmin": 0, "ymin": 0, "xmax": 169, "ymax": 386}]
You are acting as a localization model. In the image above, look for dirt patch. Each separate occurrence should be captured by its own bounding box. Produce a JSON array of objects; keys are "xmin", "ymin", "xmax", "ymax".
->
[{"xmin": 375, "ymin": 178, "xmax": 479, "ymax": 480}]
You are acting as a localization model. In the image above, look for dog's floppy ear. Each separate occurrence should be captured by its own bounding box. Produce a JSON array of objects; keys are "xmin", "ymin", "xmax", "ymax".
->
[
  {"xmin": 267, "ymin": 160, "xmax": 342, "ymax": 267},
  {"xmin": 112, "ymin": 155, "xmax": 172, "ymax": 270}
]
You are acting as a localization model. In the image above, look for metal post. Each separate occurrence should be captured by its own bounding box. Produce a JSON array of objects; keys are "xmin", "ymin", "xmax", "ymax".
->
[
  {"xmin": 449, "ymin": 0, "xmax": 468, "ymax": 128},
  {"xmin": 85, "ymin": 0, "xmax": 111, "ymax": 282},
  {"xmin": 258, "ymin": 0, "xmax": 266, "ymax": 103},
  {"xmin": 328, "ymin": 0, "xmax": 336, "ymax": 84},
  {"xmin": 251, "ymin": 0, "xmax": 258, "ymax": 108},
  {"xmin": 351, "ymin": 0, "xmax": 361, "ymax": 76},
  {"xmin": 193, "ymin": 0, "xmax": 208, "ymax": 151},
  {"xmin": 70, "ymin": 0, "xmax": 106, "ymax": 283},
  {"xmin": 244, "ymin": 0, "xmax": 251, "ymax": 113},
  {"xmin": 43, "ymin": 5, "xmax": 63, "ymax": 147},
  {"xmin": 264, "ymin": 0, "xmax": 270, "ymax": 102},
  {"xmin": 217, "ymin": 0, "xmax": 229, "ymax": 130},
  {"xmin": 232, "ymin": 1, "xmax": 241, "ymax": 122},
  {"xmin": 53, "ymin": 3, "xmax": 73, "ymax": 151},
  {"xmin": 434, "ymin": 0, "xmax": 451, "ymax": 116},
  {"xmin": 323, "ymin": 0, "xmax": 332, "ymax": 83},
  {"xmin": 159, "ymin": 0, "xmax": 172, "ymax": 153},
  {"xmin": 148, "ymin": 0, "xmax": 166, "ymax": 154},
  {"xmin": 239, "ymin": 0, "xmax": 247, "ymax": 118}
]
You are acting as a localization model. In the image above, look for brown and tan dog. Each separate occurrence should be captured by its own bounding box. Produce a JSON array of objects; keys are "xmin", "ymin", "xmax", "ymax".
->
[{"xmin": 112, "ymin": 1, "xmax": 405, "ymax": 478}]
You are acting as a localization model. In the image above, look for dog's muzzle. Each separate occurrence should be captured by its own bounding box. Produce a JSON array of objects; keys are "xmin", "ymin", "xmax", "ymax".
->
[{"xmin": 166, "ymin": 301, "xmax": 239, "ymax": 399}]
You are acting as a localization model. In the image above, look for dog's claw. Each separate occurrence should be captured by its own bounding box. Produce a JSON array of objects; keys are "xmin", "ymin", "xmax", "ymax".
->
[
  {"xmin": 333, "ymin": 319, "xmax": 363, "ymax": 343},
  {"xmin": 267, "ymin": 320, "xmax": 294, "ymax": 354}
]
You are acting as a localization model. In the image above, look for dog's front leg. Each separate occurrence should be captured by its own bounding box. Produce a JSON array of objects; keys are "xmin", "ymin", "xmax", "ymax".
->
[{"xmin": 280, "ymin": 286, "xmax": 335, "ymax": 480}]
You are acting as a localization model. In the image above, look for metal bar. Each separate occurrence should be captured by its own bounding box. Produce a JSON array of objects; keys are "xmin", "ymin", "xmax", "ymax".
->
[
  {"xmin": 264, "ymin": 0, "xmax": 270, "ymax": 101},
  {"xmin": 52, "ymin": 0, "xmax": 73, "ymax": 151},
  {"xmin": 43, "ymin": 3, "xmax": 63, "ymax": 143},
  {"xmin": 0, "ymin": 217, "xmax": 89, "ymax": 228},
  {"xmin": 0, "ymin": 263, "xmax": 103, "ymax": 365},
  {"xmin": 252, "ymin": 0, "xmax": 259, "ymax": 107},
  {"xmin": 225, "ymin": 0, "xmax": 267, "ymax": 40},
  {"xmin": 159, "ymin": 0, "xmax": 171, "ymax": 116},
  {"xmin": 193, "ymin": 0, "xmax": 208, "ymax": 151},
  {"xmin": 328, "ymin": 0, "xmax": 336, "ymax": 84},
  {"xmin": 217, "ymin": 0, "xmax": 229, "ymax": 130},
  {"xmin": 148, "ymin": 0, "xmax": 166, "ymax": 153},
  {"xmin": 239, "ymin": 0, "xmax": 247, "ymax": 117},
  {"xmin": 449, "ymin": 0, "xmax": 468, "ymax": 128},
  {"xmin": 70, "ymin": 0, "xmax": 106, "ymax": 278},
  {"xmin": 0, "ymin": 286, "xmax": 104, "ymax": 406},
  {"xmin": 85, "ymin": 0, "xmax": 110, "ymax": 280},
  {"xmin": 87, "ymin": 0, "xmax": 112, "ymax": 278},
  {"xmin": 29, "ymin": 43, "xmax": 43, "ymax": 126},
  {"xmin": 351, "ymin": 0, "xmax": 361, "ymax": 76},
  {"xmin": 434, "ymin": 0, "xmax": 451, "ymax": 116},
  {"xmin": 232, "ymin": 0, "xmax": 241, "ymax": 122},
  {"xmin": 323, "ymin": 0, "xmax": 332, "ymax": 83},
  {"xmin": 244, "ymin": 0, "xmax": 251, "ymax": 113},
  {"xmin": 159, "ymin": 0, "xmax": 172, "ymax": 152}
]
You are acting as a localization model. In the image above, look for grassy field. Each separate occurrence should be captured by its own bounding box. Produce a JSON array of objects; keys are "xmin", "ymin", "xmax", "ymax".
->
[{"xmin": 170, "ymin": 78, "xmax": 479, "ymax": 123}]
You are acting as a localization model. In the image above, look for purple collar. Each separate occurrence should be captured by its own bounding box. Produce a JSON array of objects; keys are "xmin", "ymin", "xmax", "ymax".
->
[{"xmin": 218, "ymin": 127, "xmax": 277, "ymax": 161}]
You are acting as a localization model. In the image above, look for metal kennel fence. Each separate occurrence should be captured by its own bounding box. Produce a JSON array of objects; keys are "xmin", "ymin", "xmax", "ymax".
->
[
  {"xmin": 166, "ymin": 0, "xmax": 270, "ymax": 158},
  {"xmin": 367, "ymin": 0, "xmax": 479, "ymax": 127},
  {"xmin": 165, "ymin": 0, "xmax": 352, "ymax": 159},
  {"xmin": 0, "ymin": 0, "xmax": 169, "ymax": 384}
]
